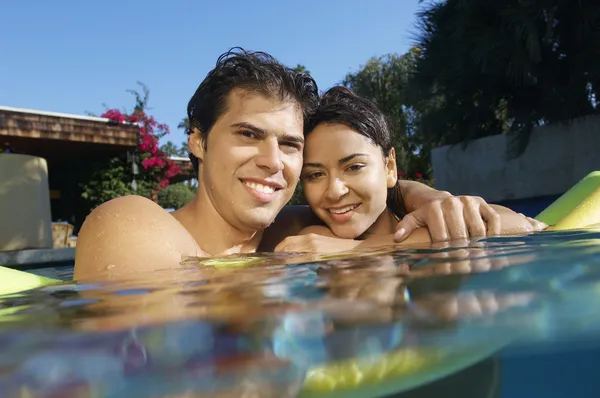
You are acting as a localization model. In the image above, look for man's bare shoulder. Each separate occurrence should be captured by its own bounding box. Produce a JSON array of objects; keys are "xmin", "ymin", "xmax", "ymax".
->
[{"xmin": 74, "ymin": 195, "xmax": 200, "ymax": 281}]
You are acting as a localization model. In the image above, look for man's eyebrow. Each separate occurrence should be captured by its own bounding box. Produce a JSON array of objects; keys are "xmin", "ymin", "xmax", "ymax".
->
[
  {"xmin": 304, "ymin": 153, "xmax": 369, "ymax": 169},
  {"xmin": 231, "ymin": 122, "xmax": 304, "ymax": 145},
  {"xmin": 230, "ymin": 122, "xmax": 267, "ymax": 135}
]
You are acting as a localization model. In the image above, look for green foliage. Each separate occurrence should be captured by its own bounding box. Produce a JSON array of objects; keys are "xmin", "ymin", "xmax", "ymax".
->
[
  {"xmin": 160, "ymin": 140, "xmax": 189, "ymax": 157},
  {"xmin": 157, "ymin": 182, "xmax": 197, "ymax": 210},
  {"xmin": 80, "ymin": 84, "xmax": 185, "ymax": 210},
  {"xmin": 288, "ymin": 183, "xmax": 307, "ymax": 206},
  {"xmin": 412, "ymin": 0, "xmax": 600, "ymax": 156},
  {"xmin": 293, "ymin": 64, "xmax": 311, "ymax": 75},
  {"xmin": 80, "ymin": 157, "xmax": 153, "ymax": 208}
]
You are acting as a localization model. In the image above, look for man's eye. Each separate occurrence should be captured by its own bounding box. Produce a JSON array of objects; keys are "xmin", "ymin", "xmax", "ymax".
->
[
  {"xmin": 281, "ymin": 141, "xmax": 302, "ymax": 152},
  {"xmin": 240, "ymin": 130, "xmax": 257, "ymax": 139}
]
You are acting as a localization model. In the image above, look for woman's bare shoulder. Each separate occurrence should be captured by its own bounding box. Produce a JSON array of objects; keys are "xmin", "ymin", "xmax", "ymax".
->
[{"xmin": 74, "ymin": 195, "xmax": 199, "ymax": 281}]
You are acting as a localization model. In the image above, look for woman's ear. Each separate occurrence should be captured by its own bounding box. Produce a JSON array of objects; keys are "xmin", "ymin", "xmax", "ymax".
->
[
  {"xmin": 386, "ymin": 148, "xmax": 398, "ymax": 188},
  {"xmin": 188, "ymin": 128, "xmax": 205, "ymax": 165}
]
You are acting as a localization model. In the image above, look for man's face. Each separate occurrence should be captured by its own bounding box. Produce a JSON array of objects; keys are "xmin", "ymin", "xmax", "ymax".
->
[{"xmin": 194, "ymin": 89, "xmax": 304, "ymax": 232}]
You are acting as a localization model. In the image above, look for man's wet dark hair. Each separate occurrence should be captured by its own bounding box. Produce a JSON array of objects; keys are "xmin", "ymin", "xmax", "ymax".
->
[
  {"xmin": 306, "ymin": 86, "xmax": 407, "ymax": 218},
  {"xmin": 186, "ymin": 47, "xmax": 320, "ymax": 175}
]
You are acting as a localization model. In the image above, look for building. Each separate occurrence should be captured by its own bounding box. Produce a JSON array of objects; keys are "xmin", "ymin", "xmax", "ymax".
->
[{"xmin": 0, "ymin": 106, "xmax": 193, "ymax": 233}]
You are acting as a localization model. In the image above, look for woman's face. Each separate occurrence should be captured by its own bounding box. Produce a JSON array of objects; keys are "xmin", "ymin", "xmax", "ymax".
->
[{"xmin": 301, "ymin": 123, "xmax": 397, "ymax": 239}]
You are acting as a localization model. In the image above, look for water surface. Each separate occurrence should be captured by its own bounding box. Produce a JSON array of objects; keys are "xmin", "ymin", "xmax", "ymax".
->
[{"xmin": 2, "ymin": 228, "xmax": 600, "ymax": 397}]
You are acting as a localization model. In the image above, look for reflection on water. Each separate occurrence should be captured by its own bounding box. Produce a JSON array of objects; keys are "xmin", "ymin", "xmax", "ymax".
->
[{"xmin": 1, "ymin": 228, "xmax": 600, "ymax": 397}]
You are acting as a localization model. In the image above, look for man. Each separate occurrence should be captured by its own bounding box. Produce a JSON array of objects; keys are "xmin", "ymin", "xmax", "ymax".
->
[{"xmin": 74, "ymin": 48, "xmax": 542, "ymax": 281}]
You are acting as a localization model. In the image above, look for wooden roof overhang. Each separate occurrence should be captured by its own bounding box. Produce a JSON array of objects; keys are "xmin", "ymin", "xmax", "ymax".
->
[
  {"xmin": 0, "ymin": 106, "xmax": 139, "ymax": 165},
  {"xmin": 168, "ymin": 156, "xmax": 195, "ymax": 183}
]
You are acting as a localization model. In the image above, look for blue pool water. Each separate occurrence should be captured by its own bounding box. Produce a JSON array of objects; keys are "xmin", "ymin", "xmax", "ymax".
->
[{"xmin": 2, "ymin": 228, "xmax": 600, "ymax": 397}]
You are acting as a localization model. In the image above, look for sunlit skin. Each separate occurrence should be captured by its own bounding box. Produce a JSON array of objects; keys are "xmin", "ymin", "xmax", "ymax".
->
[{"xmin": 301, "ymin": 122, "xmax": 399, "ymax": 240}]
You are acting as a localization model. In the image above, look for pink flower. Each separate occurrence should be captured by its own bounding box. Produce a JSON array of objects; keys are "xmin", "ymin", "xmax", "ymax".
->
[
  {"xmin": 398, "ymin": 170, "xmax": 406, "ymax": 177},
  {"xmin": 166, "ymin": 161, "xmax": 180, "ymax": 178},
  {"xmin": 141, "ymin": 156, "xmax": 164, "ymax": 170},
  {"xmin": 139, "ymin": 133, "xmax": 158, "ymax": 153},
  {"xmin": 141, "ymin": 158, "xmax": 154, "ymax": 170},
  {"xmin": 102, "ymin": 109, "xmax": 125, "ymax": 124},
  {"xmin": 415, "ymin": 172, "xmax": 423, "ymax": 179}
]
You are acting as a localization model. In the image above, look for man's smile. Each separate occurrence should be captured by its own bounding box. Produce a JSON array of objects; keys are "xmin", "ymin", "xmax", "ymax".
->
[{"xmin": 240, "ymin": 178, "xmax": 284, "ymax": 203}]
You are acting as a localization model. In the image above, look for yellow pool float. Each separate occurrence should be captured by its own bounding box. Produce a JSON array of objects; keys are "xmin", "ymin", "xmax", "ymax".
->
[{"xmin": 536, "ymin": 171, "xmax": 600, "ymax": 230}]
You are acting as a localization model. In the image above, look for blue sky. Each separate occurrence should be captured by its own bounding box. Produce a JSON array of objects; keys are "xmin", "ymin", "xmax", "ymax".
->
[{"xmin": 1, "ymin": 0, "xmax": 421, "ymax": 147}]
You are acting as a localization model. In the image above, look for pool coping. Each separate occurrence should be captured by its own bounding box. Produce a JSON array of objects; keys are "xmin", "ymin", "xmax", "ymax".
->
[{"xmin": 0, "ymin": 248, "xmax": 74, "ymax": 270}]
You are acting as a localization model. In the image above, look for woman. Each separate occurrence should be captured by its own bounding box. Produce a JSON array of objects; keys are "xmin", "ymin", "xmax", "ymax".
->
[{"xmin": 275, "ymin": 87, "xmax": 544, "ymax": 253}]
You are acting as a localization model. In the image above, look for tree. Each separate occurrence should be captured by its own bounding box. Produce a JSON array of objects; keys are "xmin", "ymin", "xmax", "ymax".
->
[
  {"xmin": 293, "ymin": 64, "xmax": 310, "ymax": 75},
  {"xmin": 411, "ymin": 0, "xmax": 600, "ymax": 155},
  {"xmin": 160, "ymin": 141, "xmax": 189, "ymax": 157},
  {"xmin": 178, "ymin": 117, "xmax": 190, "ymax": 132}
]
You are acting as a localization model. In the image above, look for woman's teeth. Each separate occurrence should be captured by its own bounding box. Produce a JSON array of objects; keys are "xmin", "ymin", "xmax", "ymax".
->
[
  {"xmin": 329, "ymin": 204, "xmax": 359, "ymax": 214},
  {"xmin": 245, "ymin": 181, "xmax": 275, "ymax": 194}
]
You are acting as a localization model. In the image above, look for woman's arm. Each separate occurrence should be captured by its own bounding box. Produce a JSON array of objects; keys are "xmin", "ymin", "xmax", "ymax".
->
[
  {"xmin": 274, "ymin": 224, "xmax": 432, "ymax": 254},
  {"xmin": 273, "ymin": 206, "xmax": 546, "ymax": 255}
]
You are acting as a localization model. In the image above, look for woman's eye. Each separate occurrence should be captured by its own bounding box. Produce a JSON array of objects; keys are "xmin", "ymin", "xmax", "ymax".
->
[
  {"xmin": 347, "ymin": 164, "xmax": 365, "ymax": 172},
  {"xmin": 304, "ymin": 172, "xmax": 323, "ymax": 181}
]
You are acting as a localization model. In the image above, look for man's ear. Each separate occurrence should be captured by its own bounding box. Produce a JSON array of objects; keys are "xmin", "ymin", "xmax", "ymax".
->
[
  {"xmin": 188, "ymin": 128, "xmax": 205, "ymax": 164},
  {"xmin": 386, "ymin": 148, "xmax": 398, "ymax": 188}
]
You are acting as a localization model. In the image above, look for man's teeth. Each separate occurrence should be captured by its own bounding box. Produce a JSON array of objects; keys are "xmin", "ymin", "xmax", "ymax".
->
[
  {"xmin": 245, "ymin": 181, "xmax": 276, "ymax": 194},
  {"xmin": 329, "ymin": 204, "xmax": 359, "ymax": 214}
]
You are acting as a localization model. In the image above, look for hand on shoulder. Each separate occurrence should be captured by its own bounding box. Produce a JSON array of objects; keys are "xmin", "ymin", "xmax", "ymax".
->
[{"xmin": 394, "ymin": 195, "xmax": 547, "ymax": 242}]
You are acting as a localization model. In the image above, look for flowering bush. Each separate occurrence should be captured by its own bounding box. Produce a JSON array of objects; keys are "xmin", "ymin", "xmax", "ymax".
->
[
  {"xmin": 101, "ymin": 108, "xmax": 180, "ymax": 193},
  {"xmin": 80, "ymin": 84, "xmax": 183, "ymax": 209}
]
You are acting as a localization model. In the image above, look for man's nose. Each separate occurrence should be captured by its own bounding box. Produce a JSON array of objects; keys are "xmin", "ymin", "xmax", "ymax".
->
[
  {"xmin": 255, "ymin": 139, "xmax": 284, "ymax": 173},
  {"xmin": 325, "ymin": 177, "xmax": 349, "ymax": 201}
]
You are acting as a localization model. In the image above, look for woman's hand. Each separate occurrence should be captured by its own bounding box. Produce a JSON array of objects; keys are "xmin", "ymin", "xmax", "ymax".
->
[{"xmin": 274, "ymin": 233, "xmax": 361, "ymax": 254}]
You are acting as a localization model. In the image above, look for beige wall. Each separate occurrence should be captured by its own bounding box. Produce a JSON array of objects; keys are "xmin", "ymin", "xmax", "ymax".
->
[
  {"xmin": 431, "ymin": 114, "xmax": 600, "ymax": 202},
  {"xmin": 0, "ymin": 154, "xmax": 53, "ymax": 251}
]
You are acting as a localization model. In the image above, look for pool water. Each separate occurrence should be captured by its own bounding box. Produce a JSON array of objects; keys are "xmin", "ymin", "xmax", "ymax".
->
[{"xmin": 1, "ymin": 228, "xmax": 600, "ymax": 397}]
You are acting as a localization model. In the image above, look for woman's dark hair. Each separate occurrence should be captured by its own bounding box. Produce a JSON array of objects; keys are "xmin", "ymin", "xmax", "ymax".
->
[
  {"xmin": 306, "ymin": 86, "xmax": 406, "ymax": 218},
  {"xmin": 185, "ymin": 47, "xmax": 320, "ymax": 176}
]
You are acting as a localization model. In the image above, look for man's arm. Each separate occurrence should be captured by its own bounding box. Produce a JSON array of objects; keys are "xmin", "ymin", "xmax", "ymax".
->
[
  {"xmin": 74, "ymin": 195, "xmax": 201, "ymax": 282},
  {"xmin": 396, "ymin": 180, "xmax": 452, "ymax": 213},
  {"xmin": 394, "ymin": 181, "xmax": 505, "ymax": 241}
]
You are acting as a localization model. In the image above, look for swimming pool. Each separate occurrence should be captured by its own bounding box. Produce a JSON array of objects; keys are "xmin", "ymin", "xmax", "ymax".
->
[{"xmin": 1, "ymin": 227, "xmax": 600, "ymax": 397}]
